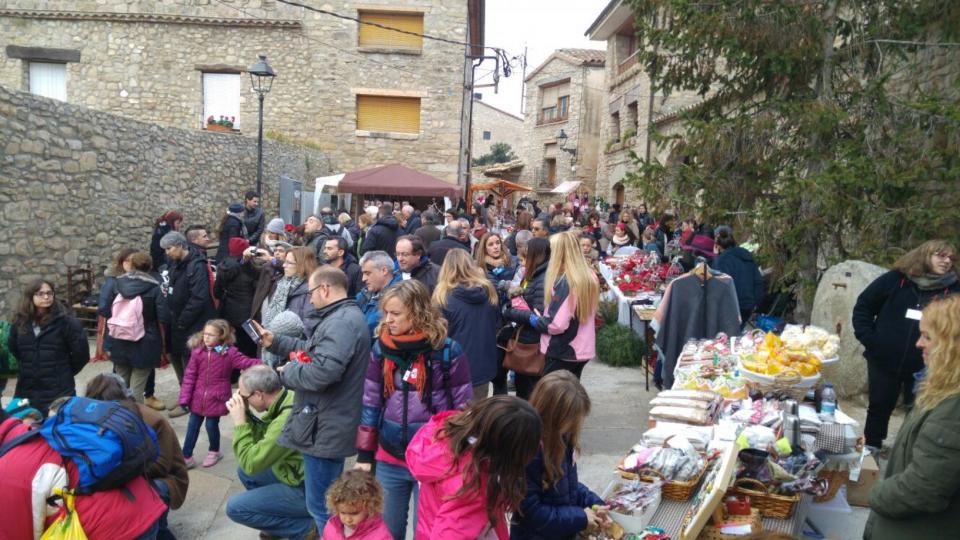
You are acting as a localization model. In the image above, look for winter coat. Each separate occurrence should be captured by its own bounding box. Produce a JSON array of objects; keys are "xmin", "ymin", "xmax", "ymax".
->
[
  {"xmin": 268, "ymin": 298, "xmax": 371, "ymax": 459},
  {"xmin": 8, "ymin": 310, "xmax": 89, "ymax": 413},
  {"xmin": 414, "ymin": 224, "xmax": 442, "ymax": 249},
  {"xmin": 356, "ymin": 338, "xmax": 472, "ymax": 463},
  {"xmin": 243, "ymin": 206, "xmax": 265, "ymax": 245},
  {"xmin": 150, "ymin": 222, "xmax": 173, "ymax": 272},
  {"xmin": 105, "ymin": 272, "xmax": 169, "ymax": 369},
  {"xmin": 409, "ymin": 257, "xmax": 441, "ymax": 295},
  {"xmin": 428, "ymin": 236, "xmax": 471, "ymax": 267},
  {"xmin": 233, "ymin": 388, "xmax": 304, "ymax": 488},
  {"xmin": 406, "ymin": 410, "xmax": 509, "ymax": 540},
  {"xmin": 0, "ymin": 418, "xmax": 167, "ymax": 540},
  {"xmin": 532, "ymin": 275, "xmax": 596, "ymax": 361},
  {"xmin": 360, "ymin": 215, "xmax": 400, "ymax": 257},
  {"xmin": 166, "ymin": 250, "xmax": 218, "ymax": 359},
  {"xmin": 504, "ymin": 262, "xmax": 549, "ymax": 345},
  {"xmin": 356, "ymin": 272, "xmax": 403, "ymax": 338},
  {"xmin": 250, "ymin": 259, "xmax": 283, "ymax": 320},
  {"xmin": 853, "ymin": 270, "xmax": 960, "ymax": 376},
  {"xmin": 864, "ymin": 395, "xmax": 960, "ymax": 540},
  {"xmin": 712, "ymin": 246, "xmax": 765, "ymax": 312},
  {"xmin": 97, "ymin": 273, "xmax": 119, "ymax": 353},
  {"xmin": 215, "ymin": 213, "xmax": 248, "ymax": 263},
  {"xmin": 321, "ymin": 514, "xmax": 392, "ymax": 540},
  {"xmin": 511, "ymin": 444, "xmax": 604, "ymax": 540},
  {"xmin": 178, "ymin": 345, "xmax": 260, "ymax": 417},
  {"xmin": 343, "ymin": 219, "xmax": 362, "ymax": 248},
  {"xmin": 284, "ymin": 280, "xmax": 318, "ymax": 335},
  {"xmin": 404, "ymin": 213, "xmax": 422, "ymax": 235},
  {"xmin": 139, "ymin": 403, "xmax": 190, "ymax": 510},
  {"xmin": 214, "ymin": 256, "xmax": 258, "ymax": 327},
  {"xmin": 338, "ymin": 253, "xmax": 362, "ymax": 299},
  {"xmin": 441, "ymin": 287, "xmax": 501, "ymax": 385}
]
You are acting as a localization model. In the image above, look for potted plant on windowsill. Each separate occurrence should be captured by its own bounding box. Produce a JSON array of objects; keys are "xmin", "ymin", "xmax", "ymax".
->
[{"xmin": 206, "ymin": 115, "xmax": 236, "ymax": 133}]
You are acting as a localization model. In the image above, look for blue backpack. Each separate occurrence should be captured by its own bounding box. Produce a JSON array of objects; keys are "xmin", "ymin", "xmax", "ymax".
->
[{"xmin": 0, "ymin": 397, "xmax": 159, "ymax": 493}]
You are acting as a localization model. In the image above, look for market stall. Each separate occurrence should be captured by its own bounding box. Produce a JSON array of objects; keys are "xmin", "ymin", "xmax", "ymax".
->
[
  {"xmin": 587, "ymin": 325, "xmax": 867, "ymax": 540},
  {"xmin": 337, "ymin": 163, "xmax": 462, "ymax": 214},
  {"xmin": 466, "ymin": 177, "xmax": 531, "ymax": 209}
]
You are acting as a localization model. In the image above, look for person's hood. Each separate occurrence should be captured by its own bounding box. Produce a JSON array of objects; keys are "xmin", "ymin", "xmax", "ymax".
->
[
  {"xmin": 376, "ymin": 215, "xmax": 399, "ymax": 230},
  {"xmin": 452, "ymin": 286, "xmax": 491, "ymax": 305},
  {"xmin": 117, "ymin": 271, "xmax": 160, "ymax": 297},
  {"xmin": 406, "ymin": 410, "xmax": 460, "ymax": 482},
  {"xmin": 724, "ymin": 246, "xmax": 756, "ymax": 263}
]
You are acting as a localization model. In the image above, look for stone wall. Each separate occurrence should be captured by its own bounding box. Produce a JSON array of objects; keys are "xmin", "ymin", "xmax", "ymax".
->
[
  {"xmin": 0, "ymin": 0, "xmax": 471, "ymax": 183},
  {"xmin": 470, "ymin": 99, "xmax": 523, "ymax": 163},
  {"xmin": 0, "ymin": 84, "xmax": 329, "ymax": 314}
]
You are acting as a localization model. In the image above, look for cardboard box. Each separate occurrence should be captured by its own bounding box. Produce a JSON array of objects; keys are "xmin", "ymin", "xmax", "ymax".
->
[{"xmin": 846, "ymin": 455, "xmax": 880, "ymax": 507}]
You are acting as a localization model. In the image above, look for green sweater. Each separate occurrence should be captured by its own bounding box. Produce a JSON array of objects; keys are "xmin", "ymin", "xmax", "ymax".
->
[{"xmin": 232, "ymin": 388, "xmax": 304, "ymax": 487}]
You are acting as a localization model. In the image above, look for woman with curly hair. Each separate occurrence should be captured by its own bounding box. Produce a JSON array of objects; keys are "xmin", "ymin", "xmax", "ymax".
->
[
  {"xmin": 323, "ymin": 470, "xmax": 392, "ymax": 539},
  {"xmin": 354, "ymin": 279, "xmax": 472, "ymax": 540},
  {"xmin": 853, "ymin": 239, "xmax": 960, "ymax": 452},
  {"xmin": 864, "ymin": 294, "xmax": 960, "ymax": 539}
]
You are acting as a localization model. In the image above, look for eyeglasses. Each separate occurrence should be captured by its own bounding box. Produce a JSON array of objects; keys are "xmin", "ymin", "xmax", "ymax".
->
[
  {"xmin": 34, "ymin": 291, "xmax": 54, "ymax": 298},
  {"xmin": 309, "ymin": 282, "xmax": 329, "ymax": 294}
]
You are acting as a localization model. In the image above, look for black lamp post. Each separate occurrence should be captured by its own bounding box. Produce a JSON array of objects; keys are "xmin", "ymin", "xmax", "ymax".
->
[
  {"xmin": 248, "ymin": 54, "xmax": 275, "ymax": 197},
  {"xmin": 556, "ymin": 128, "xmax": 577, "ymax": 157}
]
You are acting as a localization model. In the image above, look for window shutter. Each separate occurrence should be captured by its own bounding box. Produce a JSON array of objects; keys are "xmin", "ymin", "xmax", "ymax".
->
[
  {"xmin": 357, "ymin": 95, "xmax": 421, "ymax": 134},
  {"xmin": 358, "ymin": 12, "xmax": 424, "ymax": 50},
  {"xmin": 202, "ymin": 73, "xmax": 241, "ymax": 128},
  {"xmin": 541, "ymin": 85, "xmax": 559, "ymax": 108},
  {"xmin": 29, "ymin": 62, "xmax": 67, "ymax": 101}
]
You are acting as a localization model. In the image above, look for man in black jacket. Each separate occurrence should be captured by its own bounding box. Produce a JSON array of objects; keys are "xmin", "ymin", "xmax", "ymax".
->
[
  {"xmin": 322, "ymin": 236, "xmax": 361, "ymax": 298},
  {"xmin": 242, "ymin": 191, "xmax": 265, "ymax": 246},
  {"xmin": 414, "ymin": 211, "xmax": 442, "ymax": 249},
  {"xmin": 216, "ymin": 203, "xmax": 248, "ymax": 263},
  {"xmin": 160, "ymin": 231, "xmax": 217, "ymax": 413},
  {"xmin": 427, "ymin": 220, "xmax": 470, "ymax": 266},
  {"xmin": 396, "ymin": 235, "xmax": 440, "ymax": 295},
  {"xmin": 359, "ymin": 203, "xmax": 400, "ymax": 257}
]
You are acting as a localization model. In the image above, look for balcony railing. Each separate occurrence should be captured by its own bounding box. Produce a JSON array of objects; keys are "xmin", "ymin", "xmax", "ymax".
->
[
  {"xmin": 617, "ymin": 50, "xmax": 641, "ymax": 75},
  {"xmin": 536, "ymin": 111, "xmax": 569, "ymax": 126}
]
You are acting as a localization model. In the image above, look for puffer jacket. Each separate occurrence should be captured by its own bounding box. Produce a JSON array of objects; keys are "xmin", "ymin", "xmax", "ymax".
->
[
  {"xmin": 105, "ymin": 272, "xmax": 169, "ymax": 369},
  {"xmin": 356, "ymin": 338, "xmax": 472, "ymax": 464},
  {"xmin": 360, "ymin": 215, "xmax": 400, "ymax": 257},
  {"xmin": 511, "ymin": 444, "xmax": 604, "ymax": 540},
  {"xmin": 269, "ymin": 297, "xmax": 371, "ymax": 459},
  {"xmin": 166, "ymin": 250, "xmax": 217, "ymax": 358},
  {"xmin": 442, "ymin": 287, "xmax": 501, "ymax": 385},
  {"xmin": 9, "ymin": 309, "xmax": 89, "ymax": 413},
  {"xmin": 505, "ymin": 262, "xmax": 548, "ymax": 345},
  {"xmin": 178, "ymin": 344, "xmax": 260, "ymax": 417},
  {"xmin": 214, "ymin": 256, "xmax": 259, "ymax": 327},
  {"xmin": 713, "ymin": 246, "xmax": 764, "ymax": 311},
  {"xmin": 533, "ymin": 275, "xmax": 596, "ymax": 361}
]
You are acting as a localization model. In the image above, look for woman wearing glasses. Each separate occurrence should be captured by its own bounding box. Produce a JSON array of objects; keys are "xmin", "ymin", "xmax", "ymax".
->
[
  {"xmin": 7, "ymin": 278, "xmax": 90, "ymax": 414},
  {"xmin": 259, "ymin": 247, "xmax": 317, "ymax": 366},
  {"xmin": 853, "ymin": 240, "xmax": 960, "ymax": 454}
]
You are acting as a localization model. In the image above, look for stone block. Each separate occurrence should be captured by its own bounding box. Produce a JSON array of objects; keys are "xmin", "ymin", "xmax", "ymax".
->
[
  {"xmin": 63, "ymin": 161, "xmax": 80, "ymax": 173},
  {"xmin": 79, "ymin": 152, "xmax": 98, "ymax": 171}
]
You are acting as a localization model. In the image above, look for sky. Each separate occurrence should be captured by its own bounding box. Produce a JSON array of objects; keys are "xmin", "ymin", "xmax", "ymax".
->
[{"xmin": 478, "ymin": 0, "xmax": 611, "ymax": 116}]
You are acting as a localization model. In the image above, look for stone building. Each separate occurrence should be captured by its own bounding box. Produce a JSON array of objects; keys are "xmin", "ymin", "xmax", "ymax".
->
[
  {"xmin": 0, "ymin": 0, "xmax": 484, "ymax": 188},
  {"xmin": 587, "ymin": 0, "xmax": 703, "ymax": 206},
  {"xmin": 470, "ymin": 97, "xmax": 523, "ymax": 165},
  {"xmin": 515, "ymin": 48, "xmax": 605, "ymax": 198}
]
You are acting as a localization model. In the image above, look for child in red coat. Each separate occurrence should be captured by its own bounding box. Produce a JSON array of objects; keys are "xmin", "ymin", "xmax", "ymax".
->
[
  {"xmin": 322, "ymin": 470, "xmax": 392, "ymax": 540},
  {"xmin": 178, "ymin": 318, "xmax": 260, "ymax": 468}
]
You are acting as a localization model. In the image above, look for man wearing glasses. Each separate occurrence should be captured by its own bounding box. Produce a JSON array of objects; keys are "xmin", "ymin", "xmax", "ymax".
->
[{"xmin": 225, "ymin": 365, "xmax": 314, "ymax": 539}]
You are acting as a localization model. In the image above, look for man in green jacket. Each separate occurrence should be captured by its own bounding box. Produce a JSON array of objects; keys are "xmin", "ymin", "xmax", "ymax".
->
[{"xmin": 225, "ymin": 365, "xmax": 316, "ymax": 540}]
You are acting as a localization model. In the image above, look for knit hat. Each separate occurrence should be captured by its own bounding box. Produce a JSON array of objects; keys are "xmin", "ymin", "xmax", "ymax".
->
[
  {"xmin": 267, "ymin": 310, "xmax": 305, "ymax": 338},
  {"xmin": 266, "ymin": 218, "xmax": 286, "ymax": 235},
  {"xmin": 228, "ymin": 237, "xmax": 250, "ymax": 257},
  {"xmin": 5, "ymin": 397, "xmax": 43, "ymax": 422},
  {"xmin": 228, "ymin": 202, "xmax": 244, "ymax": 214}
]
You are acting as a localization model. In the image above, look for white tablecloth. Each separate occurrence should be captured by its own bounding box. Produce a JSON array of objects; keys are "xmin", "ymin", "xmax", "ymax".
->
[{"xmin": 599, "ymin": 261, "xmax": 661, "ymax": 332}]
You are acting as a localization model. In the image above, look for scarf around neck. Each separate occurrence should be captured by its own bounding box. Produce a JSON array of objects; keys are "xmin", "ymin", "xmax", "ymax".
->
[
  {"xmin": 910, "ymin": 271, "xmax": 958, "ymax": 291},
  {"xmin": 378, "ymin": 328, "xmax": 434, "ymax": 398},
  {"xmin": 263, "ymin": 276, "xmax": 303, "ymax": 326}
]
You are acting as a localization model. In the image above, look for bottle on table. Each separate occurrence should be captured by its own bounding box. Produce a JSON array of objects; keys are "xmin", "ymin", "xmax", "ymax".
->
[{"xmin": 820, "ymin": 383, "xmax": 837, "ymax": 423}]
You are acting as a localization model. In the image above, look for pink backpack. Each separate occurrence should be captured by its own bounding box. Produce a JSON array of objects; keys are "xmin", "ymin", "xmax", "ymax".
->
[{"xmin": 107, "ymin": 294, "xmax": 145, "ymax": 341}]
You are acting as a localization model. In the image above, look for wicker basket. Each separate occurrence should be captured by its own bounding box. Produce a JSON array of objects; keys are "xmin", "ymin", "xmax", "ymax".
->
[
  {"xmin": 695, "ymin": 508, "xmax": 762, "ymax": 540},
  {"xmin": 617, "ymin": 466, "xmax": 706, "ymax": 501},
  {"xmin": 728, "ymin": 477, "xmax": 801, "ymax": 519}
]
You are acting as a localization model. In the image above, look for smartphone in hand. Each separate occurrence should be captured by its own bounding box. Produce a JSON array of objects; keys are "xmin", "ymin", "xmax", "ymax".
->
[{"xmin": 241, "ymin": 319, "xmax": 263, "ymax": 344}]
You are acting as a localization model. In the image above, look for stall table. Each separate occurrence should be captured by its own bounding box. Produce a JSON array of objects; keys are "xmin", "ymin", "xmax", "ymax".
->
[{"xmin": 646, "ymin": 495, "xmax": 812, "ymax": 539}]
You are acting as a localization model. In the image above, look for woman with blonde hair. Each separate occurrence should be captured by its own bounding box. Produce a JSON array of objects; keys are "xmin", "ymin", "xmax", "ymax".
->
[
  {"xmin": 864, "ymin": 294, "xmax": 960, "ymax": 540},
  {"xmin": 853, "ymin": 239, "xmax": 960, "ymax": 452},
  {"xmin": 355, "ymin": 279, "xmax": 472, "ymax": 539},
  {"xmin": 504, "ymin": 231, "xmax": 598, "ymax": 379},
  {"xmin": 434, "ymin": 249, "xmax": 501, "ymax": 399}
]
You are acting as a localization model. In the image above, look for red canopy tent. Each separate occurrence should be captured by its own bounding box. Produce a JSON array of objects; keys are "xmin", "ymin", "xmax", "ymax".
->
[{"xmin": 337, "ymin": 164, "xmax": 462, "ymax": 198}]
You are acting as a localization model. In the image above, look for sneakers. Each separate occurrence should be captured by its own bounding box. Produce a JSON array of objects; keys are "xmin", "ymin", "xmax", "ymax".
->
[
  {"xmin": 168, "ymin": 406, "xmax": 189, "ymax": 419},
  {"xmin": 184, "ymin": 456, "xmax": 197, "ymax": 470},
  {"xmin": 144, "ymin": 396, "xmax": 166, "ymax": 411},
  {"xmin": 202, "ymin": 451, "xmax": 223, "ymax": 468}
]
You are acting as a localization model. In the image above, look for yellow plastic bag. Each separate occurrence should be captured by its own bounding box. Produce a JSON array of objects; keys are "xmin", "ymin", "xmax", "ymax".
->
[{"xmin": 40, "ymin": 488, "xmax": 88, "ymax": 540}]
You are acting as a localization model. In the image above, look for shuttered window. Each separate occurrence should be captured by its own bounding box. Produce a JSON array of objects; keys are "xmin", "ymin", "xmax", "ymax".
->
[
  {"xmin": 356, "ymin": 95, "xmax": 421, "ymax": 134},
  {"xmin": 358, "ymin": 11, "xmax": 424, "ymax": 51},
  {"xmin": 202, "ymin": 73, "xmax": 241, "ymax": 129},
  {"xmin": 29, "ymin": 62, "xmax": 67, "ymax": 101}
]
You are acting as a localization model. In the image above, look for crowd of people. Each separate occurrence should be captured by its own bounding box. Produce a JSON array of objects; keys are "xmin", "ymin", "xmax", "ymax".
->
[{"xmin": 1, "ymin": 189, "xmax": 959, "ymax": 539}]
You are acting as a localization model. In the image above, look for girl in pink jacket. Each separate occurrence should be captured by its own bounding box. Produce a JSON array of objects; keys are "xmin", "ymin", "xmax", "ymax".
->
[
  {"xmin": 405, "ymin": 396, "xmax": 542, "ymax": 540},
  {"xmin": 322, "ymin": 470, "xmax": 392, "ymax": 540},
  {"xmin": 178, "ymin": 319, "xmax": 261, "ymax": 468}
]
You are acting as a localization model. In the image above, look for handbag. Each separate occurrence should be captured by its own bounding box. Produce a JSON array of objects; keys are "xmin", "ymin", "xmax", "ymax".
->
[{"xmin": 499, "ymin": 327, "xmax": 545, "ymax": 376}]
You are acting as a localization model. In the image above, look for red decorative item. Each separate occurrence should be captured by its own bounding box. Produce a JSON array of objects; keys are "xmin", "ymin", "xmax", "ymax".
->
[
  {"xmin": 726, "ymin": 494, "xmax": 752, "ymax": 515},
  {"xmin": 289, "ymin": 350, "xmax": 312, "ymax": 364},
  {"xmin": 285, "ymin": 224, "xmax": 295, "ymax": 233}
]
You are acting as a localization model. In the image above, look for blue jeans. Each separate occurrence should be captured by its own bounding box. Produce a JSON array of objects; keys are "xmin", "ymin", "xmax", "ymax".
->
[
  {"xmin": 226, "ymin": 466, "xmax": 314, "ymax": 540},
  {"xmin": 302, "ymin": 455, "xmax": 344, "ymax": 530},
  {"xmin": 152, "ymin": 479, "xmax": 176, "ymax": 540},
  {"xmin": 376, "ymin": 461, "xmax": 419, "ymax": 540},
  {"xmin": 182, "ymin": 413, "xmax": 220, "ymax": 458}
]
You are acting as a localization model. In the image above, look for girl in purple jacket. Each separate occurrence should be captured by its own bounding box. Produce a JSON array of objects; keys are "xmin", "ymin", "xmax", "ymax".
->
[{"xmin": 178, "ymin": 318, "xmax": 261, "ymax": 468}]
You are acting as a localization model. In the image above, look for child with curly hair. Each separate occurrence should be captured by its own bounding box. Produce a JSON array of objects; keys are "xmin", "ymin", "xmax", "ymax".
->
[{"xmin": 323, "ymin": 470, "xmax": 392, "ymax": 540}]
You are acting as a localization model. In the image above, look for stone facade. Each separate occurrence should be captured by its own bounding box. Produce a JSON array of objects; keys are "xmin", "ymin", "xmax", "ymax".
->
[
  {"xmin": 516, "ymin": 49, "xmax": 605, "ymax": 201},
  {"xmin": 0, "ymin": 0, "xmax": 481, "ymax": 185},
  {"xmin": 470, "ymin": 98, "xmax": 523, "ymax": 164},
  {"xmin": 0, "ymin": 85, "xmax": 329, "ymax": 314}
]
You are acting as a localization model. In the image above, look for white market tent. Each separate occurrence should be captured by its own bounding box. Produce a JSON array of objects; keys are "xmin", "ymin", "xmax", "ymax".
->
[{"xmin": 551, "ymin": 180, "xmax": 582, "ymax": 194}]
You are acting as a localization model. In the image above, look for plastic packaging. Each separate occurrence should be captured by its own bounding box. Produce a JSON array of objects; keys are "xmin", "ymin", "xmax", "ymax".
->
[{"xmin": 820, "ymin": 384, "xmax": 837, "ymax": 423}]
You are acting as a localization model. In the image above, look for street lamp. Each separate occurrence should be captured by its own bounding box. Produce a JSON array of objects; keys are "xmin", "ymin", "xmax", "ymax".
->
[
  {"xmin": 556, "ymin": 128, "xmax": 577, "ymax": 157},
  {"xmin": 248, "ymin": 54, "xmax": 276, "ymax": 197}
]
